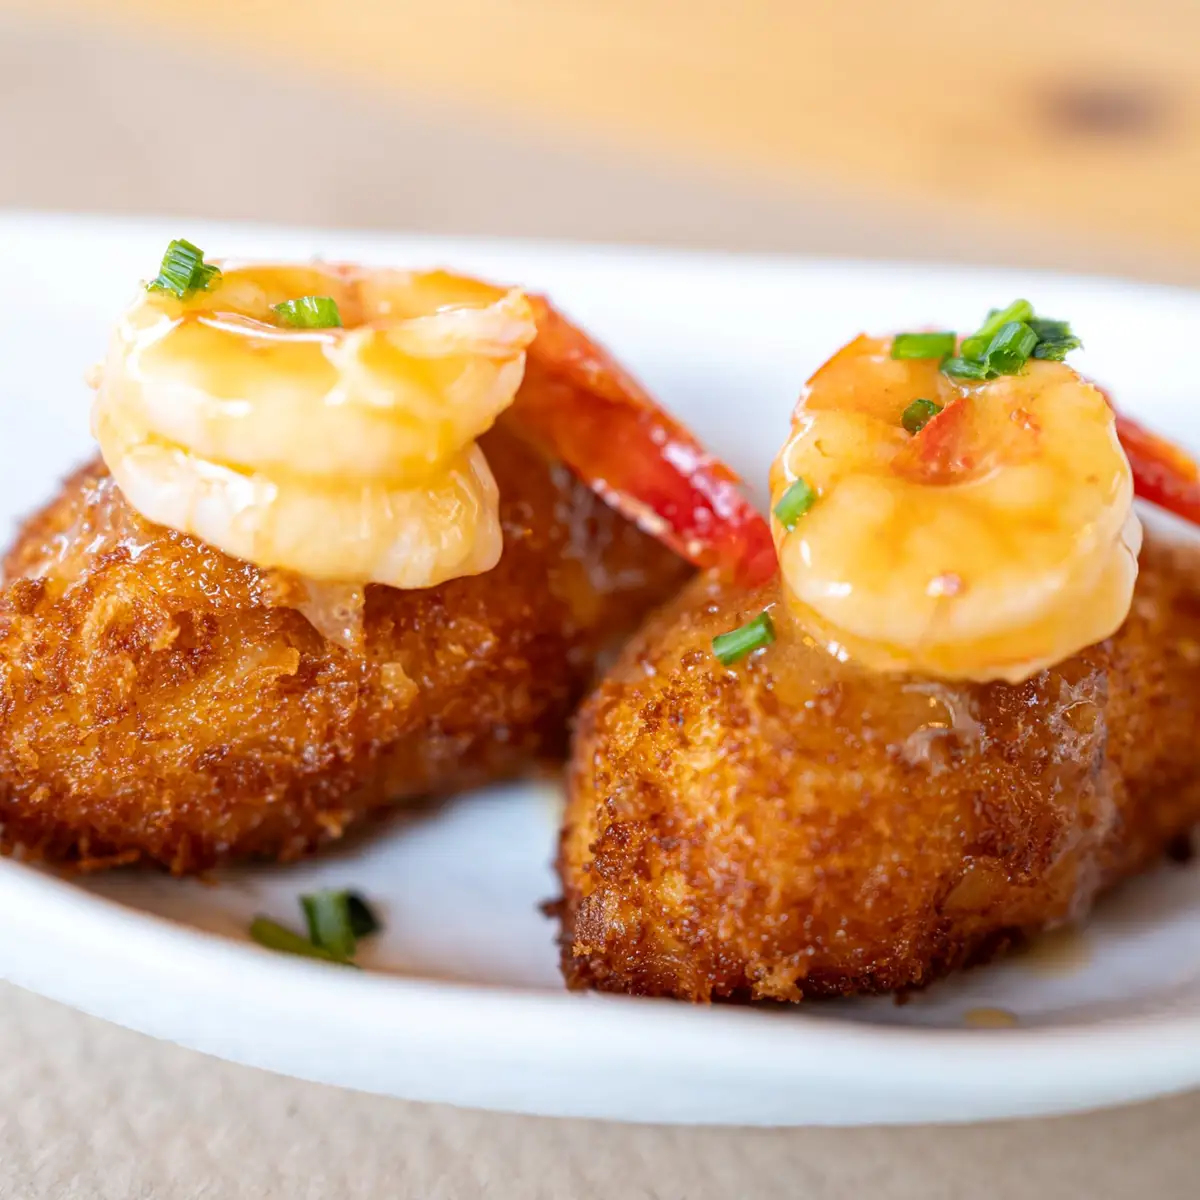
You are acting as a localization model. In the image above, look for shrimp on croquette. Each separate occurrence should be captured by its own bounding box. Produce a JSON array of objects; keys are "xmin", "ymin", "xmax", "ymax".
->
[
  {"xmin": 559, "ymin": 303, "xmax": 1200, "ymax": 1002},
  {"xmin": 0, "ymin": 239, "xmax": 773, "ymax": 873}
]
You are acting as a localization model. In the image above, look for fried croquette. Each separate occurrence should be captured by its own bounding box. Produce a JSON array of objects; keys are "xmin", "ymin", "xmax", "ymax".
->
[
  {"xmin": 0, "ymin": 420, "xmax": 689, "ymax": 873},
  {"xmin": 558, "ymin": 534, "xmax": 1200, "ymax": 1001}
]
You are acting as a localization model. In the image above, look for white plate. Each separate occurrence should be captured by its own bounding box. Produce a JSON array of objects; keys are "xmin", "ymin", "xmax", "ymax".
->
[{"xmin": 2, "ymin": 212, "xmax": 1200, "ymax": 1127}]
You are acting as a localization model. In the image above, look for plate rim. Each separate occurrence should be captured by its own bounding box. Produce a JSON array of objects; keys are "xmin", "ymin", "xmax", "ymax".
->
[
  {"xmin": 6, "ymin": 853, "xmax": 1200, "ymax": 1125},
  {"xmin": 2, "ymin": 209, "xmax": 1200, "ymax": 1124}
]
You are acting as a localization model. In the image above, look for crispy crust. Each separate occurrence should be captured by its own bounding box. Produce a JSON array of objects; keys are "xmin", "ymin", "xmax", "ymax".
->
[
  {"xmin": 558, "ymin": 536, "xmax": 1200, "ymax": 1001},
  {"xmin": 0, "ymin": 420, "xmax": 689, "ymax": 872}
]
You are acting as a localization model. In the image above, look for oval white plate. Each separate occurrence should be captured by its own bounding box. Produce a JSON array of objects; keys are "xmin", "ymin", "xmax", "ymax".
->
[{"xmin": 2, "ymin": 212, "xmax": 1200, "ymax": 1126}]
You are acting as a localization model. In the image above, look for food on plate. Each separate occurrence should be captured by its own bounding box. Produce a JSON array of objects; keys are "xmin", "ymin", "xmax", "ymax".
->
[
  {"xmin": 0, "ymin": 398, "xmax": 684, "ymax": 875},
  {"xmin": 94, "ymin": 257, "xmax": 538, "ymax": 589},
  {"xmin": 558, "ymin": 304, "xmax": 1200, "ymax": 1001},
  {"xmin": 0, "ymin": 240, "xmax": 779, "ymax": 872},
  {"xmin": 559, "ymin": 535, "xmax": 1200, "ymax": 1000},
  {"xmin": 769, "ymin": 327, "xmax": 1138, "ymax": 681}
]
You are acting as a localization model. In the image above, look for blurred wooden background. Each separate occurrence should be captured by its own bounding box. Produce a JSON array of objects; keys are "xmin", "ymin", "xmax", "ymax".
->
[{"xmin": 0, "ymin": 0, "xmax": 1197, "ymax": 278}]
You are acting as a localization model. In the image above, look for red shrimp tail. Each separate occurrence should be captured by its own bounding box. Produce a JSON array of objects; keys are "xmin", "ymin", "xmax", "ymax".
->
[
  {"xmin": 510, "ymin": 297, "xmax": 775, "ymax": 585},
  {"xmin": 1115, "ymin": 414, "xmax": 1200, "ymax": 527}
]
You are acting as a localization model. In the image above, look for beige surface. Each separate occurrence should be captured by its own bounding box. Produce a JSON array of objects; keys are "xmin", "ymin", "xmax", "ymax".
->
[
  {"xmin": 1, "ymin": 8, "xmax": 1197, "ymax": 285},
  {"xmin": 8, "ymin": 0, "xmax": 1200, "ymax": 260},
  {"xmin": 0, "ymin": 10, "xmax": 1197, "ymax": 1198},
  {"xmin": 1, "ymin": 979, "xmax": 1198, "ymax": 1200},
  {"xmin": 2, "ymin": 979, "xmax": 1198, "ymax": 1200}
]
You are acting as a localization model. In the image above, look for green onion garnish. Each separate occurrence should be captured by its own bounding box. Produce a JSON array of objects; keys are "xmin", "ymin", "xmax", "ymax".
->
[
  {"xmin": 345, "ymin": 892, "xmax": 382, "ymax": 938},
  {"xmin": 1027, "ymin": 317, "xmax": 1072, "ymax": 342},
  {"xmin": 272, "ymin": 296, "xmax": 343, "ymax": 328},
  {"xmin": 981, "ymin": 320, "xmax": 1039, "ymax": 375},
  {"xmin": 773, "ymin": 478, "xmax": 816, "ymax": 530},
  {"xmin": 939, "ymin": 302, "xmax": 1080, "ymax": 382},
  {"xmin": 959, "ymin": 299, "xmax": 1033, "ymax": 360},
  {"xmin": 1032, "ymin": 336, "xmax": 1082, "ymax": 362},
  {"xmin": 146, "ymin": 238, "xmax": 221, "ymax": 299},
  {"xmin": 712, "ymin": 611, "xmax": 776, "ymax": 666},
  {"xmin": 249, "ymin": 916, "xmax": 355, "ymax": 965},
  {"xmin": 901, "ymin": 398, "xmax": 943, "ymax": 434},
  {"xmin": 1029, "ymin": 316, "xmax": 1082, "ymax": 361},
  {"xmin": 942, "ymin": 355, "xmax": 990, "ymax": 381},
  {"xmin": 300, "ymin": 890, "xmax": 358, "ymax": 960},
  {"xmin": 891, "ymin": 331, "xmax": 956, "ymax": 361}
]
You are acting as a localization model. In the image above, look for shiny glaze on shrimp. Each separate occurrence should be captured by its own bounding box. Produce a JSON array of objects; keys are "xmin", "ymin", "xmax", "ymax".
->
[
  {"xmin": 92, "ymin": 264, "xmax": 536, "ymax": 589},
  {"xmin": 769, "ymin": 335, "xmax": 1141, "ymax": 682}
]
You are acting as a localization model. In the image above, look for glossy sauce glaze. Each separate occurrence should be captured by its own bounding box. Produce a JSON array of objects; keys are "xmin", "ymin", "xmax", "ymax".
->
[
  {"xmin": 962, "ymin": 1007, "xmax": 1019, "ymax": 1028},
  {"xmin": 769, "ymin": 335, "xmax": 1139, "ymax": 683},
  {"xmin": 91, "ymin": 264, "xmax": 537, "ymax": 596},
  {"xmin": 730, "ymin": 583, "xmax": 1111, "ymax": 884},
  {"xmin": 766, "ymin": 601, "xmax": 991, "ymax": 775},
  {"xmin": 1014, "ymin": 923, "xmax": 1092, "ymax": 976}
]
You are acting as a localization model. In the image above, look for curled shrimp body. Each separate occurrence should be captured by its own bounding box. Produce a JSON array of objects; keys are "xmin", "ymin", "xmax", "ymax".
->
[
  {"xmin": 769, "ymin": 335, "xmax": 1141, "ymax": 683},
  {"xmin": 92, "ymin": 263, "xmax": 536, "ymax": 588}
]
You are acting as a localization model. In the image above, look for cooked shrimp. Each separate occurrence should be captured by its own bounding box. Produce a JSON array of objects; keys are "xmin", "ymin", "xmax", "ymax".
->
[
  {"xmin": 92, "ymin": 255, "xmax": 536, "ymax": 589},
  {"xmin": 769, "ymin": 334, "xmax": 1141, "ymax": 682},
  {"xmin": 93, "ymin": 408, "xmax": 501, "ymax": 588}
]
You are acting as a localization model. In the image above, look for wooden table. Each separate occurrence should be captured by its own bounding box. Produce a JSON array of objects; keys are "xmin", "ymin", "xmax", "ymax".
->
[{"xmin": 10, "ymin": 0, "xmax": 1200, "ymax": 263}]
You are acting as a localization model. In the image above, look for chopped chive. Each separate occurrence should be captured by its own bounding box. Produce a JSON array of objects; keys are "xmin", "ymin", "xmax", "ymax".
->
[
  {"xmin": 959, "ymin": 299, "xmax": 1033, "ymax": 360},
  {"xmin": 712, "ymin": 611, "xmax": 776, "ymax": 666},
  {"xmin": 249, "ymin": 916, "xmax": 354, "ymax": 965},
  {"xmin": 300, "ymin": 890, "xmax": 358, "ymax": 959},
  {"xmin": 1032, "ymin": 335, "xmax": 1082, "ymax": 361},
  {"xmin": 1029, "ymin": 316, "xmax": 1082, "ymax": 361},
  {"xmin": 1027, "ymin": 317, "xmax": 1072, "ymax": 342},
  {"xmin": 773, "ymin": 478, "xmax": 816, "ymax": 530},
  {"xmin": 957, "ymin": 336, "xmax": 988, "ymax": 361},
  {"xmin": 942, "ymin": 355, "xmax": 991, "ymax": 381},
  {"xmin": 272, "ymin": 295, "xmax": 342, "ymax": 328},
  {"xmin": 345, "ymin": 892, "xmax": 382, "ymax": 938},
  {"xmin": 891, "ymin": 331, "xmax": 956, "ymax": 361},
  {"xmin": 982, "ymin": 320, "xmax": 1039, "ymax": 375},
  {"xmin": 146, "ymin": 238, "xmax": 221, "ymax": 299},
  {"xmin": 941, "ymin": 302, "xmax": 1080, "ymax": 381},
  {"xmin": 901, "ymin": 397, "xmax": 943, "ymax": 434}
]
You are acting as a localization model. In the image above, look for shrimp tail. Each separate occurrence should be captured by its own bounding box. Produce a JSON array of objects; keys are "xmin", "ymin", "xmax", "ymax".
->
[
  {"xmin": 512, "ymin": 297, "xmax": 775, "ymax": 586},
  {"xmin": 1116, "ymin": 414, "xmax": 1200, "ymax": 527}
]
